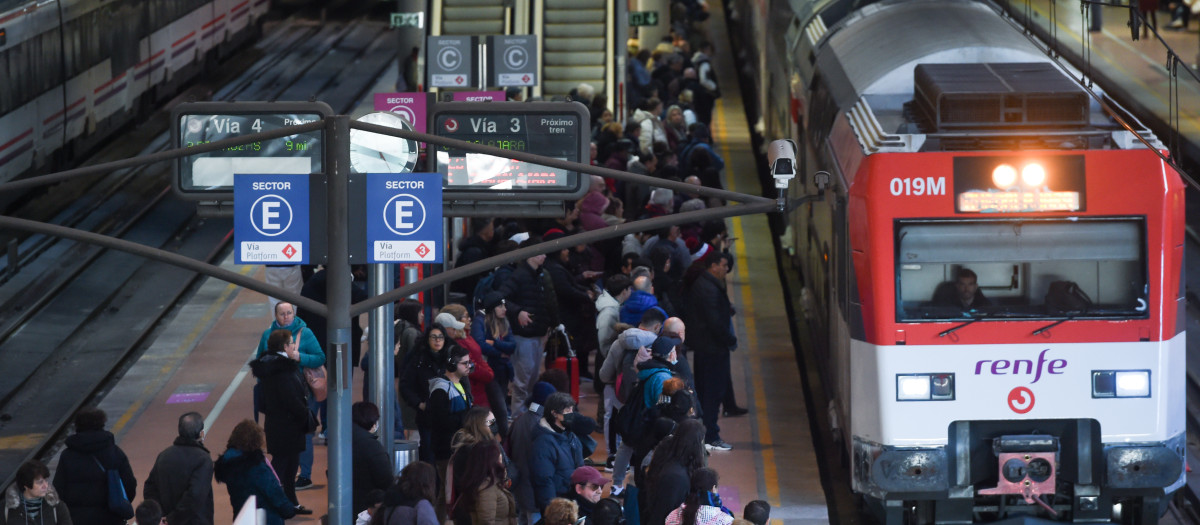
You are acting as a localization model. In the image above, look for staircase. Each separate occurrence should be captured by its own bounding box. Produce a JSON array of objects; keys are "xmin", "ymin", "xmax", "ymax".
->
[
  {"xmin": 541, "ymin": 0, "xmax": 608, "ymax": 98},
  {"xmin": 440, "ymin": 0, "xmax": 505, "ymax": 37}
]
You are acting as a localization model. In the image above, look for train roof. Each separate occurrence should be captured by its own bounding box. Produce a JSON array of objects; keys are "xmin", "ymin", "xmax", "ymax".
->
[
  {"xmin": 811, "ymin": 0, "xmax": 1162, "ymax": 153},
  {"xmin": 817, "ymin": 1, "xmax": 1048, "ymax": 105}
]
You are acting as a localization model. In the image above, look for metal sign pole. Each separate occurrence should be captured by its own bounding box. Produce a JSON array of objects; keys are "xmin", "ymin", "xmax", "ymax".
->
[
  {"xmin": 326, "ymin": 115, "xmax": 353, "ymax": 525},
  {"xmin": 369, "ymin": 264, "xmax": 396, "ymax": 460}
]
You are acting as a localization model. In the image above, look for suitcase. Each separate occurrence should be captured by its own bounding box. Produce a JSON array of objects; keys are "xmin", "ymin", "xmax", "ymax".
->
[{"xmin": 548, "ymin": 325, "xmax": 580, "ymax": 402}]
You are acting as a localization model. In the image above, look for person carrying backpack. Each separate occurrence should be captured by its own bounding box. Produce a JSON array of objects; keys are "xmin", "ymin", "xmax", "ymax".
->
[
  {"xmin": 598, "ymin": 312, "xmax": 665, "ymax": 495},
  {"xmin": 608, "ymin": 334, "xmax": 681, "ymax": 496}
]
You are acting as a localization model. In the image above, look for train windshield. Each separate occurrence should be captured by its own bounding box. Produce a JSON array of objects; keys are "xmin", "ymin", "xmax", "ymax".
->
[{"xmin": 895, "ymin": 219, "xmax": 1148, "ymax": 321}]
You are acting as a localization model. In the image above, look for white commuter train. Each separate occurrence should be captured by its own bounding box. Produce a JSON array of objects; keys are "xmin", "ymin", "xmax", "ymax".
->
[
  {"xmin": 0, "ymin": 0, "xmax": 269, "ymax": 184},
  {"xmin": 737, "ymin": 0, "xmax": 1187, "ymax": 522}
]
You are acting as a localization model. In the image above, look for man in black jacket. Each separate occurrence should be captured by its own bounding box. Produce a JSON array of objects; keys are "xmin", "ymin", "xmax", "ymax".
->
[
  {"xmin": 144, "ymin": 412, "xmax": 214, "ymax": 525},
  {"xmin": 683, "ymin": 252, "xmax": 737, "ymax": 451},
  {"xmin": 250, "ymin": 329, "xmax": 314, "ymax": 515},
  {"xmin": 497, "ymin": 239, "xmax": 556, "ymax": 413}
]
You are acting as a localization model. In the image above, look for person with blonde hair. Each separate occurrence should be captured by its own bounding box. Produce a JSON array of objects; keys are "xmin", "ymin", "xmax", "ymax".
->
[{"xmin": 541, "ymin": 498, "xmax": 578, "ymax": 525}]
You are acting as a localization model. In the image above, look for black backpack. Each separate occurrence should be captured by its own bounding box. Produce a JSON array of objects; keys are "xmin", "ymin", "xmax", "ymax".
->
[{"xmin": 613, "ymin": 370, "xmax": 668, "ymax": 442}]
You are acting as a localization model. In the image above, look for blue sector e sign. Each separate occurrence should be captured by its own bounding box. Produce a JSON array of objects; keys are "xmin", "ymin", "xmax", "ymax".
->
[
  {"xmin": 234, "ymin": 174, "xmax": 309, "ymax": 264},
  {"xmin": 367, "ymin": 172, "xmax": 443, "ymax": 263}
]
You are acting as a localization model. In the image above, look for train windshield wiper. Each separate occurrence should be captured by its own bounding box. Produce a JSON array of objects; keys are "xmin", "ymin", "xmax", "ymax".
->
[
  {"xmin": 1031, "ymin": 315, "xmax": 1075, "ymax": 336},
  {"xmin": 939, "ymin": 313, "xmax": 986, "ymax": 337}
]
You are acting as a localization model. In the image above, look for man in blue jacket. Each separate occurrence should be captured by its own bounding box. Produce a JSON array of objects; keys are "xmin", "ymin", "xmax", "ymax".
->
[
  {"xmin": 529, "ymin": 393, "xmax": 583, "ymax": 514},
  {"xmin": 619, "ymin": 276, "xmax": 660, "ymax": 325}
]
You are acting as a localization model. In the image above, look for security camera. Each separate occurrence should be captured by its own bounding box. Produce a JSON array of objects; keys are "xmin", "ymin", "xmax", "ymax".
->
[{"xmin": 768, "ymin": 139, "xmax": 797, "ymax": 189}]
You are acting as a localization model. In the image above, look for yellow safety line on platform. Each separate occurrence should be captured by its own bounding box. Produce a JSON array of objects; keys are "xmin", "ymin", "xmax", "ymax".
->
[
  {"xmin": 714, "ymin": 98, "xmax": 783, "ymax": 510},
  {"xmin": 0, "ymin": 433, "xmax": 46, "ymax": 449},
  {"xmin": 1021, "ymin": 1, "xmax": 1200, "ymax": 129},
  {"xmin": 110, "ymin": 265, "xmax": 257, "ymax": 435}
]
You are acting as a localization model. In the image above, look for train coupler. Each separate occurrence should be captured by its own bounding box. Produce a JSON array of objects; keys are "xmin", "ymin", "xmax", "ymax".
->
[{"xmin": 978, "ymin": 435, "xmax": 1060, "ymax": 516}]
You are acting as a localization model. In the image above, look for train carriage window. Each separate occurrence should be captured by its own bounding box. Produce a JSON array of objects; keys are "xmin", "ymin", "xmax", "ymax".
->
[
  {"xmin": 0, "ymin": 47, "xmax": 11, "ymax": 114},
  {"xmin": 40, "ymin": 29, "xmax": 63, "ymax": 94},
  {"xmin": 895, "ymin": 219, "xmax": 1148, "ymax": 321},
  {"xmin": 9, "ymin": 39, "xmax": 29, "ymax": 107}
]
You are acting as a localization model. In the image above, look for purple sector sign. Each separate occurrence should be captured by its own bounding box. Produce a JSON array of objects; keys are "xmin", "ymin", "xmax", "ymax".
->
[
  {"xmin": 452, "ymin": 91, "xmax": 506, "ymax": 102},
  {"xmin": 373, "ymin": 92, "xmax": 428, "ymax": 135}
]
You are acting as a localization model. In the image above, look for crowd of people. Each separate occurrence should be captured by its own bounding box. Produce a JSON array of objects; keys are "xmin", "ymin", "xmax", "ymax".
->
[{"xmin": 0, "ymin": 2, "xmax": 777, "ymax": 524}]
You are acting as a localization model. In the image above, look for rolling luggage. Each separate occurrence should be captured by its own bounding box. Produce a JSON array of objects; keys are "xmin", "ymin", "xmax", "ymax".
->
[{"xmin": 547, "ymin": 324, "xmax": 580, "ymax": 402}]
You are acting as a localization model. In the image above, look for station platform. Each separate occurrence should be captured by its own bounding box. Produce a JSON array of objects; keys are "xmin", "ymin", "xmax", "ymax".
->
[
  {"xmin": 64, "ymin": 5, "xmax": 830, "ymax": 525},
  {"xmin": 1001, "ymin": 0, "xmax": 1200, "ymax": 161}
]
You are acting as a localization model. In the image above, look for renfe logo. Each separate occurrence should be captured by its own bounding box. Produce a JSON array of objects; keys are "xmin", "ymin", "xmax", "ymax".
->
[{"xmin": 975, "ymin": 349, "xmax": 1066, "ymax": 384}]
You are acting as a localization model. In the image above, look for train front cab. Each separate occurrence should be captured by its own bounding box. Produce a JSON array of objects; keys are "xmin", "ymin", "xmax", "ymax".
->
[{"xmin": 844, "ymin": 149, "xmax": 1186, "ymax": 524}]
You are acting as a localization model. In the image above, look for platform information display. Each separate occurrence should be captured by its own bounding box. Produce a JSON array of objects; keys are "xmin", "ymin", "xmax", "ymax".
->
[
  {"xmin": 172, "ymin": 102, "xmax": 331, "ymax": 200},
  {"xmin": 366, "ymin": 173, "xmax": 443, "ymax": 263},
  {"xmin": 430, "ymin": 102, "xmax": 589, "ymax": 201},
  {"xmin": 234, "ymin": 174, "xmax": 309, "ymax": 264}
]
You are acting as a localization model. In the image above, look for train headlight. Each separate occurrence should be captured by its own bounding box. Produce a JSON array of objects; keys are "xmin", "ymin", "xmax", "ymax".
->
[
  {"xmin": 896, "ymin": 373, "xmax": 955, "ymax": 401},
  {"xmin": 992, "ymin": 164, "xmax": 1017, "ymax": 189},
  {"xmin": 1092, "ymin": 370, "xmax": 1151, "ymax": 398},
  {"xmin": 1021, "ymin": 162, "xmax": 1046, "ymax": 187}
]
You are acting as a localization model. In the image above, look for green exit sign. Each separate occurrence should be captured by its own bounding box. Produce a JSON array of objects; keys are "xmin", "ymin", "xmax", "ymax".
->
[
  {"xmin": 629, "ymin": 11, "xmax": 659, "ymax": 27},
  {"xmin": 391, "ymin": 12, "xmax": 424, "ymax": 29}
]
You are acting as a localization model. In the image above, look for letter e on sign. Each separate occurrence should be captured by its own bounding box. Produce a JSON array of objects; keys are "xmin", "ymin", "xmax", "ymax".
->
[
  {"xmin": 384, "ymin": 194, "xmax": 427, "ymax": 236},
  {"xmin": 251, "ymin": 195, "xmax": 294, "ymax": 236}
]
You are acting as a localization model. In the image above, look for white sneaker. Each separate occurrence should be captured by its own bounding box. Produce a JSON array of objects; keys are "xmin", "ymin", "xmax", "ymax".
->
[
  {"xmin": 704, "ymin": 439, "xmax": 733, "ymax": 451},
  {"xmin": 610, "ymin": 485, "xmax": 625, "ymax": 497}
]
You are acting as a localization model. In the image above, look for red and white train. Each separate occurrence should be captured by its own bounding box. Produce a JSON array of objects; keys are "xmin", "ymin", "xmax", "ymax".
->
[
  {"xmin": 0, "ymin": 0, "xmax": 269, "ymax": 183},
  {"xmin": 751, "ymin": 0, "xmax": 1186, "ymax": 522}
]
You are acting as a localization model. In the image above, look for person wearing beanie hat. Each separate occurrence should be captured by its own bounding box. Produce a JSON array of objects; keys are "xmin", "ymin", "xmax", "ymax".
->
[
  {"xmin": 569, "ymin": 466, "xmax": 609, "ymax": 519},
  {"xmin": 473, "ymin": 291, "xmax": 517, "ymax": 443},
  {"xmin": 530, "ymin": 393, "xmax": 584, "ymax": 512},
  {"xmin": 542, "ymin": 228, "xmax": 567, "ymax": 243},
  {"xmin": 530, "ymin": 382, "xmax": 557, "ymax": 407}
]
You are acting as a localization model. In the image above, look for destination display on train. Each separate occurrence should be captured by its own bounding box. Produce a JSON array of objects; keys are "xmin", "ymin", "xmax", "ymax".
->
[
  {"xmin": 953, "ymin": 155, "xmax": 1086, "ymax": 214},
  {"xmin": 433, "ymin": 109, "xmax": 583, "ymax": 194},
  {"xmin": 172, "ymin": 102, "xmax": 332, "ymax": 199}
]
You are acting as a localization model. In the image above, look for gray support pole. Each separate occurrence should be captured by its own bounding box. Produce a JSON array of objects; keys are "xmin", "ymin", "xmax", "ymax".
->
[
  {"xmin": 404, "ymin": 266, "xmax": 420, "ymax": 300},
  {"xmin": 326, "ymin": 115, "xmax": 354, "ymax": 525},
  {"xmin": 369, "ymin": 264, "xmax": 396, "ymax": 461},
  {"xmin": 615, "ymin": 0, "xmax": 629, "ymax": 121}
]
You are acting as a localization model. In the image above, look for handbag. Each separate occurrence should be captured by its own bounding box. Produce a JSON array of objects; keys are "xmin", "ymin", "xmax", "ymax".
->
[
  {"xmin": 304, "ymin": 365, "xmax": 328, "ymax": 402},
  {"xmin": 92, "ymin": 456, "xmax": 134, "ymax": 520}
]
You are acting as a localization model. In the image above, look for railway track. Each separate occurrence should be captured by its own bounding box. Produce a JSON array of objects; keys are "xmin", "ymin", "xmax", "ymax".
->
[{"xmin": 0, "ymin": 2, "xmax": 397, "ymax": 487}]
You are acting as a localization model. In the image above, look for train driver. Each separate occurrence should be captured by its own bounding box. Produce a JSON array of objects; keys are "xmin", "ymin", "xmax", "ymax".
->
[{"xmin": 932, "ymin": 268, "xmax": 991, "ymax": 310}]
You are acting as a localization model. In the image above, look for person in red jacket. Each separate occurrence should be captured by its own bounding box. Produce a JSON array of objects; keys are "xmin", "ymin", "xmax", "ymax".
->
[{"xmin": 436, "ymin": 307, "xmax": 495, "ymax": 409}]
